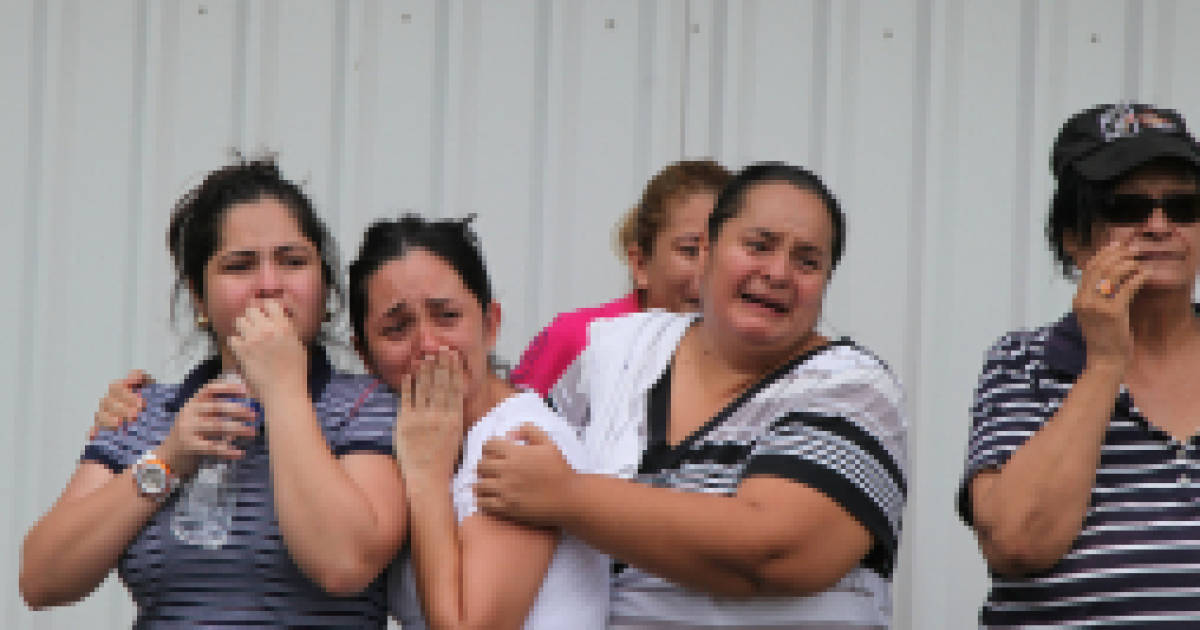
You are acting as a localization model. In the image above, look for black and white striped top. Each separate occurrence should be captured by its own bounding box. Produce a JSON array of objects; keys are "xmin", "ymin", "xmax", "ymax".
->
[
  {"xmin": 959, "ymin": 310, "xmax": 1200, "ymax": 628},
  {"xmin": 558, "ymin": 311, "xmax": 908, "ymax": 629}
]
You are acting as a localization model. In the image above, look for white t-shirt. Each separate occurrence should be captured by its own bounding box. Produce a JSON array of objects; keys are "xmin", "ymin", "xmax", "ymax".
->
[{"xmin": 388, "ymin": 391, "xmax": 609, "ymax": 630}]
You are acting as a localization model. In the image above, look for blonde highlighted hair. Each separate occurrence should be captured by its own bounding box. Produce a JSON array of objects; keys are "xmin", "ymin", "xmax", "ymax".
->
[{"xmin": 616, "ymin": 159, "xmax": 731, "ymax": 259}]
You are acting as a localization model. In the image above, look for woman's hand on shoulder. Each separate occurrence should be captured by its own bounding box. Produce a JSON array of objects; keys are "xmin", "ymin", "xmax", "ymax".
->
[
  {"xmin": 474, "ymin": 423, "xmax": 576, "ymax": 527},
  {"xmin": 1074, "ymin": 238, "xmax": 1147, "ymax": 371},
  {"xmin": 89, "ymin": 370, "xmax": 154, "ymax": 438},
  {"xmin": 229, "ymin": 300, "xmax": 309, "ymax": 401},
  {"xmin": 157, "ymin": 380, "xmax": 257, "ymax": 479},
  {"xmin": 395, "ymin": 347, "xmax": 465, "ymax": 485}
]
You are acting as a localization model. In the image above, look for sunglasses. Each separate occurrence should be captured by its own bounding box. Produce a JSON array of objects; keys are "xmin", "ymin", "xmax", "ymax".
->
[{"xmin": 1099, "ymin": 193, "xmax": 1200, "ymax": 224}]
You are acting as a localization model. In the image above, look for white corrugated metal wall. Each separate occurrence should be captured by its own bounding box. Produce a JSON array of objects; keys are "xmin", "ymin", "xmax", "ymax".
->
[{"xmin": 4, "ymin": 1, "xmax": 1200, "ymax": 628}]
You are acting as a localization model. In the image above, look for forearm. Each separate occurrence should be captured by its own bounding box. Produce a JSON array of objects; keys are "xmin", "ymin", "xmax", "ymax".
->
[
  {"xmin": 555, "ymin": 475, "xmax": 814, "ymax": 596},
  {"xmin": 20, "ymin": 468, "xmax": 158, "ymax": 608},
  {"xmin": 406, "ymin": 477, "xmax": 470, "ymax": 630},
  {"xmin": 264, "ymin": 393, "xmax": 394, "ymax": 594},
  {"xmin": 973, "ymin": 361, "xmax": 1124, "ymax": 573}
]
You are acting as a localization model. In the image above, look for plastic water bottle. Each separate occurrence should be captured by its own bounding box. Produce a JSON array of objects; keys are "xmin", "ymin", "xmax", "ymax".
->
[{"xmin": 170, "ymin": 371, "xmax": 245, "ymax": 549}]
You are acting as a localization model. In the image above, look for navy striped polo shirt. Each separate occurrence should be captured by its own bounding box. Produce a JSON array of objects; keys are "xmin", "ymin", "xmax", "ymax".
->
[
  {"xmin": 959, "ymin": 308, "xmax": 1200, "ymax": 628},
  {"xmin": 82, "ymin": 347, "xmax": 396, "ymax": 628}
]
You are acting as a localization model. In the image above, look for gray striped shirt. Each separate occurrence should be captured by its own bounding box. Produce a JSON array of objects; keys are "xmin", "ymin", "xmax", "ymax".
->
[{"xmin": 83, "ymin": 348, "xmax": 396, "ymax": 628}]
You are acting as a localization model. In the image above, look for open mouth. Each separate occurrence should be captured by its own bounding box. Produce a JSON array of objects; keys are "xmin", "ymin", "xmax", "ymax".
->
[
  {"xmin": 1134, "ymin": 252, "xmax": 1185, "ymax": 261},
  {"xmin": 740, "ymin": 292, "xmax": 791, "ymax": 315}
]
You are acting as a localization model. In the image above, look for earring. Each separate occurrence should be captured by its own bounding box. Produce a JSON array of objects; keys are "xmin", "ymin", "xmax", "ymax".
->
[{"xmin": 196, "ymin": 313, "xmax": 209, "ymax": 329}]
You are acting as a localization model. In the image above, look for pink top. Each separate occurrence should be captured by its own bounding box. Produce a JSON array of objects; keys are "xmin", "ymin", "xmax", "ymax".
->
[{"xmin": 510, "ymin": 292, "xmax": 642, "ymax": 396}]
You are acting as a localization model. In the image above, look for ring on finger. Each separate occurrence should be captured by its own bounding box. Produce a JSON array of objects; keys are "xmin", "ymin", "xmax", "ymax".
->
[{"xmin": 1096, "ymin": 278, "xmax": 1116, "ymax": 298}]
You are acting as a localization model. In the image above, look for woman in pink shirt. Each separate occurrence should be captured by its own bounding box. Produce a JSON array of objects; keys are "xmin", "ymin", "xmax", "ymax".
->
[{"xmin": 510, "ymin": 159, "xmax": 731, "ymax": 396}]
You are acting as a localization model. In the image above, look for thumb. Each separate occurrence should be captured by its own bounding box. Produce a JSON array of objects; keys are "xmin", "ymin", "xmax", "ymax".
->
[{"xmin": 510, "ymin": 422, "xmax": 551, "ymax": 446}]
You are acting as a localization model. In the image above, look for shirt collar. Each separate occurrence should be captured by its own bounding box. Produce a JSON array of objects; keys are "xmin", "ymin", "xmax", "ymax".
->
[
  {"xmin": 166, "ymin": 345, "xmax": 334, "ymax": 412},
  {"xmin": 1045, "ymin": 304, "xmax": 1200, "ymax": 377}
]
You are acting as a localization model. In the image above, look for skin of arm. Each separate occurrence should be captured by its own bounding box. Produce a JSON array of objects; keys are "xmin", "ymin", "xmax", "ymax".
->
[
  {"xmin": 22, "ymin": 379, "xmax": 258, "ymax": 609},
  {"xmin": 399, "ymin": 350, "xmax": 557, "ymax": 630},
  {"xmin": 234, "ymin": 302, "xmax": 406, "ymax": 596},
  {"xmin": 475, "ymin": 424, "xmax": 872, "ymax": 597},
  {"xmin": 406, "ymin": 476, "xmax": 557, "ymax": 630},
  {"xmin": 969, "ymin": 240, "xmax": 1146, "ymax": 576},
  {"xmin": 970, "ymin": 362, "xmax": 1124, "ymax": 576},
  {"xmin": 258, "ymin": 388, "xmax": 407, "ymax": 596},
  {"xmin": 19, "ymin": 463, "xmax": 159, "ymax": 609}
]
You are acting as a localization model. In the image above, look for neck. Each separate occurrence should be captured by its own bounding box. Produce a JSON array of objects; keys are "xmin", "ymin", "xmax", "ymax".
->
[
  {"xmin": 462, "ymin": 374, "xmax": 516, "ymax": 432},
  {"xmin": 1129, "ymin": 288, "xmax": 1197, "ymax": 353},
  {"xmin": 694, "ymin": 320, "xmax": 824, "ymax": 379},
  {"xmin": 218, "ymin": 344, "xmax": 239, "ymax": 376}
]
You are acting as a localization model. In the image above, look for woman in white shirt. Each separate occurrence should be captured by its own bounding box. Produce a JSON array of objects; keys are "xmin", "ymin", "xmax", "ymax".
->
[{"xmin": 348, "ymin": 215, "xmax": 608, "ymax": 630}]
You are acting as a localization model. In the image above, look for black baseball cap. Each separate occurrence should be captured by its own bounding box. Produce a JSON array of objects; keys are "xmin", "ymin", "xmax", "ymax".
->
[{"xmin": 1051, "ymin": 103, "xmax": 1200, "ymax": 182}]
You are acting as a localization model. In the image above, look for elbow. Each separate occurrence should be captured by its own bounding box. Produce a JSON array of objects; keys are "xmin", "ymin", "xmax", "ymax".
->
[
  {"xmin": 20, "ymin": 570, "xmax": 56, "ymax": 611},
  {"xmin": 745, "ymin": 560, "xmax": 853, "ymax": 597},
  {"xmin": 976, "ymin": 521, "xmax": 1067, "ymax": 577},
  {"xmin": 310, "ymin": 555, "xmax": 385, "ymax": 597}
]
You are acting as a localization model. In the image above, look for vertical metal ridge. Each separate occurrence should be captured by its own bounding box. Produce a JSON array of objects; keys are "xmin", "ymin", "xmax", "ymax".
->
[
  {"xmin": 905, "ymin": 0, "xmax": 933, "ymax": 447},
  {"xmin": 1124, "ymin": 0, "xmax": 1144, "ymax": 98},
  {"xmin": 456, "ymin": 0, "xmax": 482, "ymax": 217},
  {"xmin": 1153, "ymin": 0, "xmax": 1176, "ymax": 103},
  {"xmin": 430, "ymin": 0, "xmax": 450, "ymax": 217},
  {"xmin": 811, "ymin": 0, "xmax": 831, "ymax": 173},
  {"xmin": 233, "ymin": 0, "xmax": 248, "ymax": 149},
  {"xmin": 1012, "ymin": 0, "xmax": 1038, "ymax": 328},
  {"xmin": 708, "ymin": 0, "xmax": 727, "ymax": 160},
  {"xmin": 734, "ymin": 0, "xmax": 756, "ymax": 167},
  {"xmin": 529, "ymin": 0, "xmax": 551, "ymax": 324},
  {"xmin": 11, "ymin": 2, "xmax": 48, "ymax": 616},
  {"xmin": 328, "ymin": 0, "xmax": 349, "ymax": 235},
  {"xmin": 633, "ymin": 0, "xmax": 655, "ymax": 181},
  {"xmin": 836, "ymin": 0, "xmax": 860, "ymax": 193},
  {"xmin": 680, "ymin": 0, "xmax": 691, "ymax": 156},
  {"xmin": 124, "ymin": 0, "xmax": 150, "ymax": 376}
]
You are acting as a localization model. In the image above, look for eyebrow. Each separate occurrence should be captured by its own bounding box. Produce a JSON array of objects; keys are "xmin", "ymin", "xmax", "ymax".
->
[
  {"xmin": 217, "ymin": 242, "xmax": 316, "ymax": 258},
  {"xmin": 380, "ymin": 297, "xmax": 456, "ymax": 319},
  {"xmin": 382, "ymin": 302, "xmax": 411, "ymax": 320},
  {"xmin": 745, "ymin": 228, "xmax": 823, "ymax": 252}
]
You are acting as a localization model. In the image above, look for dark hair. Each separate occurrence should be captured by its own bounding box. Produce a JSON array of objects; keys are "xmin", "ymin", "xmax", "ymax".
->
[
  {"xmin": 708, "ymin": 161, "xmax": 846, "ymax": 271},
  {"xmin": 348, "ymin": 214, "xmax": 494, "ymax": 344},
  {"xmin": 167, "ymin": 156, "xmax": 342, "ymax": 331},
  {"xmin": 616, "ymin": 159, "xmax": 731, "ymax": 258},
  {"xmin": 1046, "ymin": 157, "xmax": 1200, "ymax": 275}
]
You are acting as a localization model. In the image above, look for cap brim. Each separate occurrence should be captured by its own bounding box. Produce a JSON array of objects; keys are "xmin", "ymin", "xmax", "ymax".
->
[{"xmin": 1074, "ymin": 136, "xmax": 1200, "ymax": 181}]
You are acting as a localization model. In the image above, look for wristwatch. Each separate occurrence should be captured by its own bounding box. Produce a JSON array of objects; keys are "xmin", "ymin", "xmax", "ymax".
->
[{"xmin": 133, "ymin": 451, "xmax": 178, "ymax": 501}]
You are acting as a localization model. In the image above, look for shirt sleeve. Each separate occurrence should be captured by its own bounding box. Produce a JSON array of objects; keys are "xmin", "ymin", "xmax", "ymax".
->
[
  {"xmin": 956, "ymin": 332, "xmax": 1057, "ymax": 526},
  {"xmin": 742, "ymin": 372, "xmax": 908, "ymax": 579},
  {"xmin": 330, "ymin": 379, "xmax": 398, "ymax": 457},
  {"xmin": 454, "ymin": 401, "xmax": 588, "ymax": 521},
  {"xmin": 80, "ymin": 384, "xmax": 174, "ymax": 473},
  {"xmin": 81, "ymin": 430, "xmax": 131, "ymax": 473}
]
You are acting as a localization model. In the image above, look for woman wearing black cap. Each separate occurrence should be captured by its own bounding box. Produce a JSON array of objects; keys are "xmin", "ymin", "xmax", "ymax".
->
[{"xmin": 959, "ymin": 102, "xmax": 1200, "ymax": 627}]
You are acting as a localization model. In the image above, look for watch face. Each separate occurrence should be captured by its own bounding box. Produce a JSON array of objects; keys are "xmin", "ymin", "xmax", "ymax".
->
[{"xmin": 142, "ymin": 467, "xmax": 167, "ymax": 494}]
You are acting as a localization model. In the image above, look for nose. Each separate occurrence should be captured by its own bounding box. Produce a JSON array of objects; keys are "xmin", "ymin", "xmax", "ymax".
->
[
  {"xmin": 1141, "ymin": 207, "xmax": 1173, "ymax": 236},
  {"xmin": 762, "ymin": 250, "xmax": 790, "ymax": 284},
  {"xmin": 415, "ymin": 321, "xmax": 443, "ymax": 358},
  {"xmin": 254, "ymin": 262, "xmax": 284, "ymax": 299}
]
